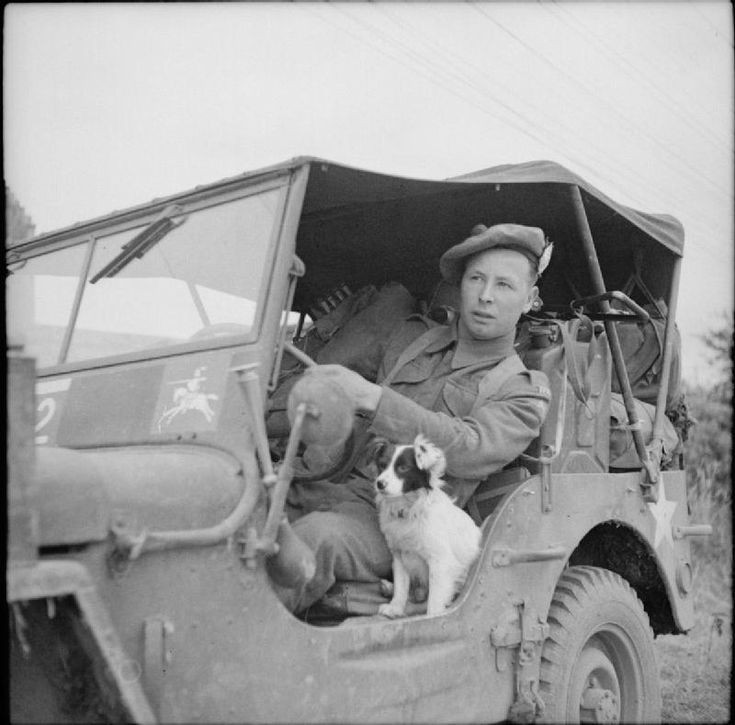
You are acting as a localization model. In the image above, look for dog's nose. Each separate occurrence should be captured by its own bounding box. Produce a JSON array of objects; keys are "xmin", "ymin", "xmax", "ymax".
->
[{"xmin": 376, "ymin": 479, "xmax": 386, "ymax": 491}]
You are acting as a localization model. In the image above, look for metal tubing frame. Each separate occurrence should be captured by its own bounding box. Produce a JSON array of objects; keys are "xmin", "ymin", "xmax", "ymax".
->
[
  {"xmin": 268, "ymin": 255, "xmax": 306, "ymax": 393},
  {"xmin": 571, "ymin": 290, "xmax": 651, "ymax": 323},
  {"xmin": 234, "ymin": 366, "xmax": 279, "ymax": 488},
  {"xmin": 568, "ymin": 186, "xmax": 658, "ymax": 487},
  {"xmin": 233, "ymin": 366, "xmax": 308, "ymax": 554},
  {"xmin": 491, "ymin": 546, "xmax": 568, "ymax": 567},
  {"xmin": 259, "ymin": 402, "xmax": 308, "ymax": 550},
  {"xmin": 520, "ymin": 359, "xmax": 568, "ymax": 513},
  {"xmin": 118, "ymin": 448, "xmax": 262, "ymax": 559},
  {"xmin": 58, "ymin": 236, "xmax": 96, "ymax": 364}
]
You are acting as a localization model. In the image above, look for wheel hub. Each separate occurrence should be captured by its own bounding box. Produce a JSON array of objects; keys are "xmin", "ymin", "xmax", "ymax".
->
[
  {"xmin": 574, "ymin": 646, "xmax": 622, "ymax": 724},
  {"xmin": 580, "ymin": 678, "xmax": 620, "ymax": 723}
]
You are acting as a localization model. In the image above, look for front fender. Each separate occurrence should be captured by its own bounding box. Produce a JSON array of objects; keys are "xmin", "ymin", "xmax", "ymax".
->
[{"xmin": 471, "ymin": 470, "xmax": 693, "ymax": 633}]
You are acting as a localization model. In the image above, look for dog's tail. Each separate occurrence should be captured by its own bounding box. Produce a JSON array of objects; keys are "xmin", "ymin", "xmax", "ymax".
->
[{"xmin": 414, "ymin": 434, "xmax": 446, "ymax": 484}]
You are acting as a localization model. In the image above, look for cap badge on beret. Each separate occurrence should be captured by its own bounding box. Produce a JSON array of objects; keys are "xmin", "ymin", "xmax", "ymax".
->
[{"xmin": 439, "ymin": 223, "xmax": 552, "ymax": 284}]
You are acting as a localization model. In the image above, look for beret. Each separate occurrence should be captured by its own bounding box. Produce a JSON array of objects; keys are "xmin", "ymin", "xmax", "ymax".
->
[{"xmin": 439, "ymin": 223, "xmax": 547, "ymax": 284}]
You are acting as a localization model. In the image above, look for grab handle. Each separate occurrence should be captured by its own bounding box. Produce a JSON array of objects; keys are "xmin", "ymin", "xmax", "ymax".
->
[{"xmin": 571, "ymin": 291, "xmax": 650, "ymax": 323}]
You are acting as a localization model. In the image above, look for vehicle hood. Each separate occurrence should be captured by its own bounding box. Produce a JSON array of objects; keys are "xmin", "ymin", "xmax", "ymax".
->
[{"xmin": 32, "ymin": 445, "xmax": 244, "ymax": 547}]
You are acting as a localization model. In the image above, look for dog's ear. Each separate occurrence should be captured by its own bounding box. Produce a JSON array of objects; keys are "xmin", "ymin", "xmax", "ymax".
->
[
  {"xmin": 413, "ymin": 434, "xmax": 446, "ymax": 479},
  {"xmin": 366, "ymin": 437, "xmax": 391, "ymax": 468}
]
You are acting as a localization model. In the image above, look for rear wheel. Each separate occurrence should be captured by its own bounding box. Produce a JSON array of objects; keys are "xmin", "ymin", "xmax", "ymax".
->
[{"xmin": 539, "ymin": 566, "xmax": 661, "ymax": 724}]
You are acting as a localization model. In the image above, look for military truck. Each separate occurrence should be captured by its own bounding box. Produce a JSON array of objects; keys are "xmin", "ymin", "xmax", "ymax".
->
[{"xmin": 7, "ymin": 158, "xmax": 711, "ymax": 723}]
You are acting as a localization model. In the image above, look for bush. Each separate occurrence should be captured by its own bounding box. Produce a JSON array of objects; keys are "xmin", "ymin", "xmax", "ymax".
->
[
  {"xmin": 684, "ymin": 385, "xmax": 732, "ymax": 508},
  {"xmin": 681, "ymin": 315, "xmax": 732, "ymax": 603},
  {"xmin": 657, "ymin": 316, "xmax": 732, "ymax": 723}
]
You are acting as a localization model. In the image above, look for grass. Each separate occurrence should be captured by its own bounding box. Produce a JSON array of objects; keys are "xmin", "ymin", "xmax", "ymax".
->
[{"xmin": 655, "ymin": 484, "xmax": 732, "ymax": 723}]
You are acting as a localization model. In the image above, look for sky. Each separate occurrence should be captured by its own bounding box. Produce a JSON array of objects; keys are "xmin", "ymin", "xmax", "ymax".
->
[{"xmin": 4, "ymin": 1, "xmax": 734, "ymax": 383}]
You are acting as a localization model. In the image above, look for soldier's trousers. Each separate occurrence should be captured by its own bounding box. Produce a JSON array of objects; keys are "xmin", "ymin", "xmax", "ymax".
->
[{"xmin": 276, "ymin": 480, "xmax": 392, "ymax": 613}]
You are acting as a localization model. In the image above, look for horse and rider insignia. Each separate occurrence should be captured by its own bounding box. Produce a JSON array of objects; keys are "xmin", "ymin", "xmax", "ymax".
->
[{"xmin": 154, "ymin": 357, "xmax": 228, "ymax": 434}]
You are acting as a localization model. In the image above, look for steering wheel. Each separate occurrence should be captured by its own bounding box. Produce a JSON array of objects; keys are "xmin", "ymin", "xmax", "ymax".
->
[
  {"xmin": 289, "ymin": 430, "xmax": 361, "ymax": 482},
  {"xmin": 276, "ymin": 342, "xmax": 361, "ymax": 483},
  {"xmin": 189, "ymin": 323, "xmax": 249, "ymax": 341}
]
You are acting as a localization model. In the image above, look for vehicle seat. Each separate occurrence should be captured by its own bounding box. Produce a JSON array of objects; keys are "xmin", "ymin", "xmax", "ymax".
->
[
  {"xmin": 300, "ymin": 504, "xmax": 503, "ymax": 626},
  {"xmin": 465, "ymin": 465, "xmax": 531, "ymax": 525}
]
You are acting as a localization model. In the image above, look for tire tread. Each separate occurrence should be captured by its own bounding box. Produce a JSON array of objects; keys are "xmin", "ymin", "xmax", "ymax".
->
[{"xmin": 537, "ymin": 565, "xmax": 660, "ymax": 723}]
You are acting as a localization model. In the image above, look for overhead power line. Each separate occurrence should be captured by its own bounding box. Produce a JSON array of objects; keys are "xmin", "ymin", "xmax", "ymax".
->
[
  {"xmin": 315, "ymin": 3, "xmax": 603, "ymax": 177},
  {"xmin": 545, "ymin": 0, "xmax": 734, "ymax": 158},
  {"xmin": 331, "ymin": 0, "xmax": 691, "ymax": 210},
  {"xmin": 372, "ymin": 2, "xmax": 671, "ymax": 196},
  {"xmin": 690, "ymin": 3, "xmax": 735, "ymax": 50},
  {"xmin": 304, "ymin": 4, "xmax": 523, "ymax": 130},
  {"xmin": 312, "ymin": 2, "xmax": 730, "ymax": 263},
  {"xmin": 468, "ymin": 3, "xmax": 731, "ymax": 206},
  {"xmin": 369, "ymin": 1, "xmax": 731, "ymax": 256}
]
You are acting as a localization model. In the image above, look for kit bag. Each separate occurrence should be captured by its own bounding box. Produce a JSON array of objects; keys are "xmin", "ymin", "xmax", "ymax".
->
[
  {"xmin": 313, "ymin": 281, "xmax": 417, "ymax": 380},
  {"xmin": 610, "ymin": 298, "xmax": 682, "ymax": 411},
  {"xmin": 267, "ymin": 282, "xmax": 417, "ymax": 437},
  {"xmin": 609, "ymin": 393, "xmax": 681, "ymax": 469}
]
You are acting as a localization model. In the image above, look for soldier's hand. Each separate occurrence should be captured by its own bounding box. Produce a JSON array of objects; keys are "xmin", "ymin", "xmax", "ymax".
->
[{"xmin": 306, "ymin": 364, "xmax": 382, "ymax": 412}]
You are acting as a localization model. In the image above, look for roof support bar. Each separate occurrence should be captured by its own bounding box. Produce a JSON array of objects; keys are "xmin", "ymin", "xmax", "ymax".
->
[
  {"xmin": 650, "ymin": 255, "xmax": 682, "ymax": 459},
  {"xmin": 568, "ymin": 185, "xmax": 659, "ymax": 492}
]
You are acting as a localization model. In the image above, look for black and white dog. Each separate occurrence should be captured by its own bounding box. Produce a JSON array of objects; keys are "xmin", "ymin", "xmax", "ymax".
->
[{"xmin": 373, "ymin": 434, "xmax": 481, "ymax": 618}]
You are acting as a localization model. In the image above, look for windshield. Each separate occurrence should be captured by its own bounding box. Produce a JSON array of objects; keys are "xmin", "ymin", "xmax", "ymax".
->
[
  {"xmin": 7, "ymin": 185, "xmax": 285, "ymax": 367},
  {"xmin": 7, "ymin": 244, "xmax": 88, "ymax": 368}
]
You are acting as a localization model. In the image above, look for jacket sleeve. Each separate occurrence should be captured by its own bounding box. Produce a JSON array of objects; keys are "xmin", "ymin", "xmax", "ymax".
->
[{"xmin": 371, "ymin": 370, "xmax": 551, "ymax": 479}]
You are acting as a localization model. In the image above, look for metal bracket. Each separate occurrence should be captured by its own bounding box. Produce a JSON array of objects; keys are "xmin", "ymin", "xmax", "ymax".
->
[
  {"xmin": 108, "ymin": 512, "xmax": 146, "ymax": 576},
  {"xmin": 673, "ymin": 524, "xmax": 713, "ymax": 539},
  {"xmin": 520, "ymin": 363, "xmax": 567, "ymax": 514},
  {"xmin": 143, "ymin": 615, "xmax": 175, "ymax": 716},
  {"xmin": 640, "ymin": 472, "xmax": 660, "ymax": 503},
  {"xmin": 237, "ymin": 526, "xmax": 261, "ymax": 569},
  {"xmin": 491, "ymin": 545, "xmax": 567, "ymax": 568},
  {"xmin": 492, "ymin": 599, "xmax": 549, "ymax": 724},
  {"xmin": 641, "ymin": 436, "xmax": 664, "ymax": 497},
  {"xmin": 520, "ymin": 445, "xmax": 557, "ymax": 514},
  {"xmin": 540, "ymin": 454, "xmax": 553, "ymax": 513}
]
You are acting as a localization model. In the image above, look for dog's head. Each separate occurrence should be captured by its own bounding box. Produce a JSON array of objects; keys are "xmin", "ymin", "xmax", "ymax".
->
[{"xmin": 371, "ymin": 434, "xmax": 446, "ymax": 497}]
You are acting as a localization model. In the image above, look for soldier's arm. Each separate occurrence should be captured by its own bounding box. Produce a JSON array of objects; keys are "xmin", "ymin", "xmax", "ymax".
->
[{"xmin": 371, "ymin": 372, "xmax": 551, "ymax": 479}]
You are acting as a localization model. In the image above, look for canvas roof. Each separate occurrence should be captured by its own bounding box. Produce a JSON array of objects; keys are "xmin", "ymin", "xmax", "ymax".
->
[{"xmin": 451, "ymin": 159, "xmax": 684, "ymax": 256}]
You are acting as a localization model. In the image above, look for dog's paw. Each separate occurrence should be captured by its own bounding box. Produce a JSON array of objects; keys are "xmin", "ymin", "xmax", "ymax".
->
[
  {"xmin": 379, "ymin": 579, "xmax": 394, "ymax": 597},
  {"xmin": 378, "ymin": 602, "xmax": 406, "ymax": 619}
]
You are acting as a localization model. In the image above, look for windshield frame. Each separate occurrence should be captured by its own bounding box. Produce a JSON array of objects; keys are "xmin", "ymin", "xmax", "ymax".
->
[{"xmin": 8, "ymin": 170, "xmax": 294, "ymax": 376}]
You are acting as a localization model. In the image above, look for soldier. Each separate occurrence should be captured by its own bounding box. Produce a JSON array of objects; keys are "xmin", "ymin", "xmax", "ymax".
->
[{"xmin": 280, "ymin": 223, "xmax": 553, "ymax": 614}]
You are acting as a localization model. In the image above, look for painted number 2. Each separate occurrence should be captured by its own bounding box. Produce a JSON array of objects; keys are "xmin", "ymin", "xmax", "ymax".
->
[{"xmin": 35, "ymin": 397, "xmax": 56, "ymax": 444}]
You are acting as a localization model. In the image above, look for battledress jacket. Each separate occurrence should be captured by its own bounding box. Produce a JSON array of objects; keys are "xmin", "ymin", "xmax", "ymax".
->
[
  {"xmin": 352, "ymin": 316, "xmax": 552, "ymax": 507},
  {"xmin": 280, "ymin": 315, "xmax": 551, "ymax": 518}
]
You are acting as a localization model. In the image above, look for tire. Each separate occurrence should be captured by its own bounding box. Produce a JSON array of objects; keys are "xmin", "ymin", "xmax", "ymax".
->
[{"xmin": 538, "ymin": 565, "xmax": 661, "ymax": 724}]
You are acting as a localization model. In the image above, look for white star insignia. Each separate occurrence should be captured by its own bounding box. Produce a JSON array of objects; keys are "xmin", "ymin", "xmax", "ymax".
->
[{"xmin": 647, "ymin": 481, "xmax": 678, "ymax": 549}]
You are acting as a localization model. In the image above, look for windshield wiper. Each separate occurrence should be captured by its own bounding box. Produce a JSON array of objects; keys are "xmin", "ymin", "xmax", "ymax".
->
[{"xmin": 90, "ymin": 204, "xmax": 186, "ymax": 283}]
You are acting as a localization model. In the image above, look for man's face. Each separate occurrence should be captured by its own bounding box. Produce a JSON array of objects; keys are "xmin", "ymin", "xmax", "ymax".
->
[{"xmin": 458, "ymin": 248, "xmax": 538, "ymax": 341}]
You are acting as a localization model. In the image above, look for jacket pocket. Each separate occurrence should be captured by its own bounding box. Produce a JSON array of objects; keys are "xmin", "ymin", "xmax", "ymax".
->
[
  {"xmin": 389, "ymin": 357, "xmax": 435, "ymax": 385},
  {"xmin": 442, "ymin": 378, "xmax": 477, "ymax": 417}
]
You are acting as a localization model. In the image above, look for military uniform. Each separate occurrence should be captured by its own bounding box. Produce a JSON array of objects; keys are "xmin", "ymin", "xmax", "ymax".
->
[{"xmin": 283, "ymin": 316, "xmax": 550, "ymax": 613}]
